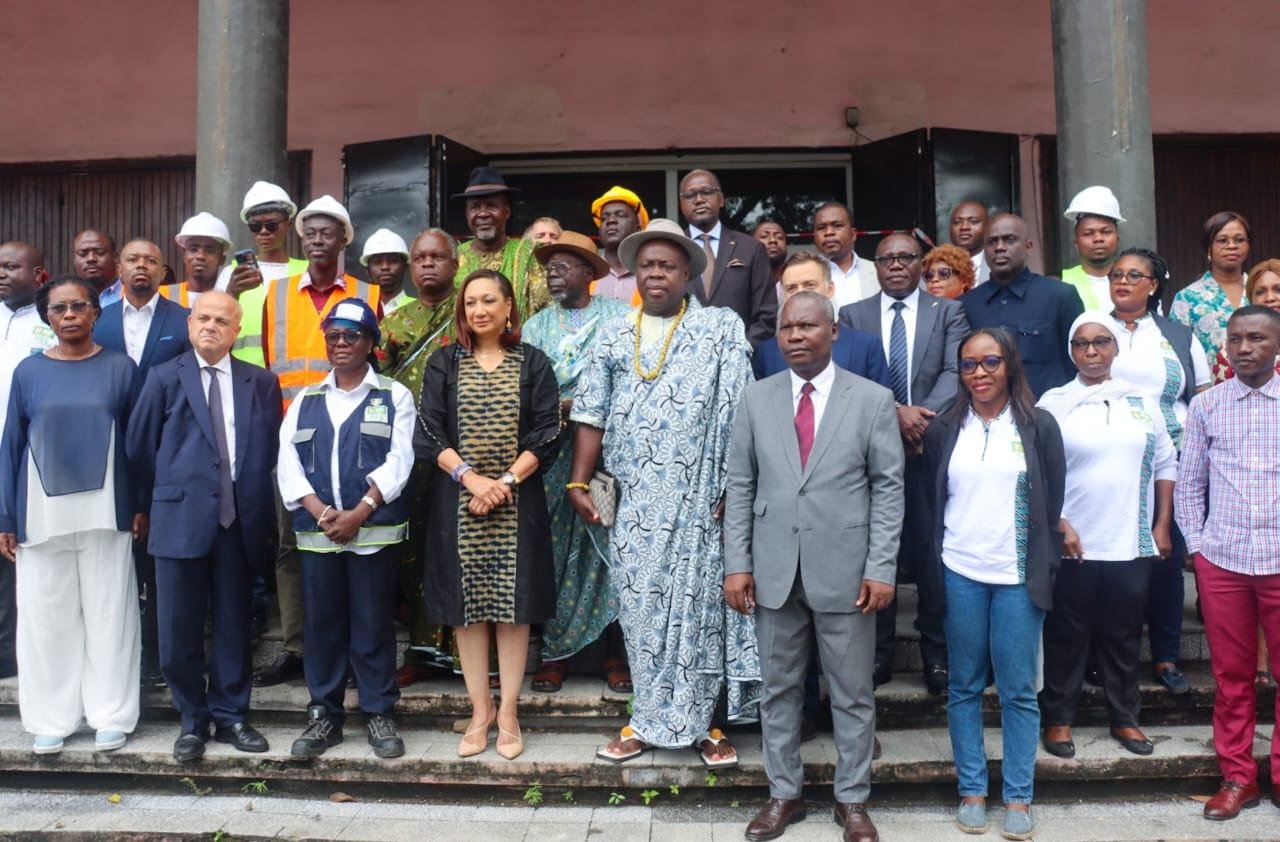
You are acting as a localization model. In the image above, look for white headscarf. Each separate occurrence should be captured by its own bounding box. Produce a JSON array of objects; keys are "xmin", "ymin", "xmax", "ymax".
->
[{"xmin": 1037, "ymin": 310, "xmax": 1142, "ymax": 416}]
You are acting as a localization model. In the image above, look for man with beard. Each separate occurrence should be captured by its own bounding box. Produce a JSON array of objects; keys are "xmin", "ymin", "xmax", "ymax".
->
[
  {"xmin": 94, "ymin": 238, "xmax": 193, "ymax": 687},
  {"xmin": 374, "ymin": 228, "xmax": 462, "ymax": 685},
  {"xmin": 360, "ymin": 229, "xmax": 412, "ymax": 315},
  {"xmin": 453, "ymin": 167, "xmax": 547, "ymax": 316},
  {"xmin": 813, "ymin": 203, "xmax": 878, "ymax": 309},
  {"xmin": 949, "ymin": 201, "xmax": 990, "ymax": 286},
  {"xmin": 72, "ymin": 229, "xmax": 122, "ymax": 307},
  {"xmin": 753, "ymin": 219, "xmax": 788, "ymax": 301},
  {"xmin": 1061, "ymin": 186, "xmax": 1125, "ymax": 311},
  {"xmin": 591, "ymin": 186, "xmax": 649, "ymax": 306},
  {"xmin": 163, "ymin": 213, "xmax": 234, "ymax": 308}
]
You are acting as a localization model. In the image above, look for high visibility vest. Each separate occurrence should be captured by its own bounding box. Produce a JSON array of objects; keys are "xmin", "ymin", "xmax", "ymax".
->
[
  {"xmin": 233, "ymin": 257, "xmax": 307, "ymax": 368},
  {"xmin": 159, "ymin": 282, "xmax": 194, "ymax": 307},
  {"xmin": 263, "ymin": 273, "xmax": 380, "ymax": 409}
]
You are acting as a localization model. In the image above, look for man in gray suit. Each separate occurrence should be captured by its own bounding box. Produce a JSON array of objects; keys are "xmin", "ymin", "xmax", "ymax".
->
[
  {"xmin": 837, "ymin": 233, "xmax": 969, "ymax": 696},
  {"xmin": 725, "ymin": 292, "xmax": 904, "ymax": 842}
]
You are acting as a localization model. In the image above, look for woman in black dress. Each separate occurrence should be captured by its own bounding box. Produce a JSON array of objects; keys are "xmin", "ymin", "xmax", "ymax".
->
[{"xmin": 417, "ymin": 269, "xmax": 561, "ymax": 761}]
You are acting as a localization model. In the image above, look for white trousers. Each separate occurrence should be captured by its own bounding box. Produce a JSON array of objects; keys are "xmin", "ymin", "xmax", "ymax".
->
[{"xmin": 16, "ymin": 529, "xmax": 139, "ymax": 737}]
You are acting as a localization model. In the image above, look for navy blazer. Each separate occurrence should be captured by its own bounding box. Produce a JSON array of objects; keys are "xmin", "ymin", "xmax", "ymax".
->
[
  {"xmin": 126, "ymin": 350, "xmax": 282, "ymax": 564},
  {"xmin": 752, "ymin": 327, "xmax": 892, "ymax": 389},
  {"xmin": 94, "ymin": 295, "xmax": 192, "ymax": 392}
]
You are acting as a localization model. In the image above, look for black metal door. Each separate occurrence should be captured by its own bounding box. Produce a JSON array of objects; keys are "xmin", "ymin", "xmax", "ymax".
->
[{"xmin": 342, "ymin": 135, "xmax": 432, "ymax": 269}]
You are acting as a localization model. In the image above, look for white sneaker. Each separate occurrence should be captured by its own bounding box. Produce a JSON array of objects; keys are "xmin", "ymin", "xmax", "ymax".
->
[
  {"xmin": 33, "ymin": 735, "xmax": 64, "ymax": 755},
  {"xmin": 94, "ymin": 730, "xmax": 126, "ymax": 752}
]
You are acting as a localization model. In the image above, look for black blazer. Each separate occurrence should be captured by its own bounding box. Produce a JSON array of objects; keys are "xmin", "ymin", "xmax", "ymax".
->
[
  {"xmin": 918, "ymin": 405, "xmax": 1066, "ymax": 612},
  {"xmin": 689, "ymin": 226, "xmax": 778, "ymax": 349}
]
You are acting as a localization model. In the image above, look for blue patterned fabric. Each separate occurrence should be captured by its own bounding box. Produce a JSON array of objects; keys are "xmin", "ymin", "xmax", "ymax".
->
[
  {"xmin": 571, "ymin": 297, "xmax": 760, "ymax": 748},
  {"xmin": 888, "ymin": 301, "xmax": 909, "ymax": 405},
  {"xmin": 1014, "ymin": 470, "xmax": 1030, "ymax": 584}
]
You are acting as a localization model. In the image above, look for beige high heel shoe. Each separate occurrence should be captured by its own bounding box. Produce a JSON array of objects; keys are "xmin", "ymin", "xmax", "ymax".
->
[
  {"xmin": 457, "ymin": 706, "xmax": 496, "ymax": 758},
  {"xmin": 496, "ymin": 716, "xmax": 524, "ymax": 760}
]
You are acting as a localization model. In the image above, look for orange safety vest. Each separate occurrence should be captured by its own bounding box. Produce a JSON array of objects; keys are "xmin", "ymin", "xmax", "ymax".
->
[
  {"xmin": 159, "ymin": 282, "xmax": 194, "ymax": 307},
  {"xmin": 263, "ymin": 273, "xmax": 380, "ymax": 408}
]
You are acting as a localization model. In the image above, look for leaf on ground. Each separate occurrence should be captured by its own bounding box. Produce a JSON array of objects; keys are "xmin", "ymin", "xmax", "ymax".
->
[
  {"xmin": 329, "ymin": 791, "xmax": 358, "ymax": 803},
  {"xmin": 107, "ymin": 793, "xmax": 122, "ymax": 805},
  {"xmin": 245, "ymin": 802, "xmax": 255, "ymax": 811},
  {"xmin": 1187, "ymin": 794, "xmax": 1212, "ymax": 803}
]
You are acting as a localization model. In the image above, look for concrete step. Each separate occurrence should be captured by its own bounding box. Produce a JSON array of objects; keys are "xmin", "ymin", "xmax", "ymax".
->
[{"xmin": 0, "ymin": 713, "xmax": 1265, "ymax": 795}]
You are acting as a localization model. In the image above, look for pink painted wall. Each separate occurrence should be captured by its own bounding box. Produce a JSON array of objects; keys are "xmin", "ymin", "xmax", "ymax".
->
[{"xmin": 3, "ymin": 0, "xmax": 1278, "ymax": 198}]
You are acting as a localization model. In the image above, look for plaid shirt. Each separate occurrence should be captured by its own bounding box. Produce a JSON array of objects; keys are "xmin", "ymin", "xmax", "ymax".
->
[{"xmin": 1175, "ymin": 374, "xmax": 1280, "ymax": 575}]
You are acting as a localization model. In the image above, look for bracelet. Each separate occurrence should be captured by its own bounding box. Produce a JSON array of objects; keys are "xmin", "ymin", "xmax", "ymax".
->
[
  {"xmin": 360, "ymin": 494, "xmax": 378, "ymax": 511},
  {"xmin": 318, "ymin": 505, "xmax": 332, "ymax": 522},
  {"xmin": 450, "ymin": 462, "xmax": 472, "ymax": 484},
  {"xmin": 565, "ymin": 482, "xmax": 590, "ymax": 492}
]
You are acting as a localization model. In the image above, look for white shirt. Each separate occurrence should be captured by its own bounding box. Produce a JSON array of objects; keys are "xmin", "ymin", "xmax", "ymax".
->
[
  {"xmin": 121, "ymin": 294, "xmax": 159, "ymax": 364},
  {"xmin": 879, "ymin": 288, "xmax": 921, "ymax": 403},
  {"xmin": 1109, "ymin": 314, "xmax": 1211, "ymax": 447},
  {"xmin": 789, "ymin": 360, "xmax": 836, "ymax": 434},
  {"xmin": 1040, "ymin": 386, "xmax": 1177, "ymax": 561},
  {"xmin": 277, "ymin": 366, "xmax": 416, "ymax": 555},
  {"xmin": 942, "ymin": 407, "xmax": 1026, "ymax": 584},
  {"xmin": 0, "ymin": 303, "xmax": 56, "ymax": 435},
  {"xmin": 971, "ymin": 252, "xmax": 990, "ymax": 286},
  {"xmin": 827, "ymin": 254, "xmax": 880, "ymax": 310},
  {"xmin": 687, "ymin": 221, "xmax": 723, "ymax": 259},
  {"xmin": 198, "ymin": 352, "xmax": 237, "ymax": 479}
]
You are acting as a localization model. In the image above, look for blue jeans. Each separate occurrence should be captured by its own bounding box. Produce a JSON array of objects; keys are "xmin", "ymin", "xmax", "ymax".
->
[
  {"xmin": 1144, "ymin": 523, "xmax": 1187, "ymax": 665},
  {"xmin": 943, "ymin": 566, "xmax": 1045, "ymax": 804}
]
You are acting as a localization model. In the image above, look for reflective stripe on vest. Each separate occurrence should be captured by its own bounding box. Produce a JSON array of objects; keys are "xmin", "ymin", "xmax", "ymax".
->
[
  {"xmin": 159, "ymin": 283, "xmax": 191, "ymax": 307},
  {"xmin": 295, "ymin": 522, "xmax": 409, "ymax": 553}
]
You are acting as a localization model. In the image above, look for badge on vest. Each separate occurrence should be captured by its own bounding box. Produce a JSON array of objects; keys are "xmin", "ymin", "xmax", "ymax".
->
[{"xmin": 364, "ymin": 398, "xmax": 389, "ymax": 425}]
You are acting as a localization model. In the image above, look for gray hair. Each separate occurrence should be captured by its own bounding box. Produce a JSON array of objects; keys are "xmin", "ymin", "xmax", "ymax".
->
[
  {"xmin": 782, "ymin": 290, "xmax": 835, "ymax": 324},
  {"xmin": 414, "ymin": 227, "xmax": 459, "ymax": 260}
]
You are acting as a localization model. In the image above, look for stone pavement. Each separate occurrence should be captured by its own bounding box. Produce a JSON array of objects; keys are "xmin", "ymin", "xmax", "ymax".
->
[{"xmin": 0, "ymin": 790, "xmax": 1278, "ymax": 841}]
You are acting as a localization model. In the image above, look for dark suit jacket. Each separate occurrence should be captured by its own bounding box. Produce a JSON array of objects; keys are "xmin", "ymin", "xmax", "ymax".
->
[
  {"xmin": 94, "ymin": 295, "xmax": 192, "ymax": 392},
  {"xmin": 918, "ymin": 407, "xmax": 1066, "ymax": 613},
  {"xmin": 837, "ymin": 289, "xmax": 970, "ymax": 412},
  {"xmin": 752, "ymin": 328, "xmax": 892, "ymax": 389},
  {"xmin": 126, "ymin": 350, "xmax": 282, "ymax": 564},
  {"xmin": 688, "ymin": 225, "xmax": 777, "ymax": 348}
]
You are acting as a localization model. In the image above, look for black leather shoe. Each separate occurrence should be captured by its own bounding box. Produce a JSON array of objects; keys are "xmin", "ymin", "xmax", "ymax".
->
[
  {"xmin": 1155, "ymin": 665, "xmax": 1191, "ymax": 695},
  {"xmin": 1041, "ymin": 735, "xmax": 1075, "ymax": 758},
  {"xmin": 1110, "ymin": 729, "xmax": 1153, "ymax": 756},
  {"xmin": 871, "ymin": 662, "xmax": 891, "ymax": 688},
  {"xmin": 215, "ymin": 722, "xmax": 269, "ymax": 753},
  {"xmin": 800, "ymin": 716, "xmax": 819, "ymax": 743},
  {"xmin": 254, "ymin": 653, "xmax": 304, "ymax": 687},
  {"xmin": 367, "ymin": 714, "xmax": 405, "ymax": 759},
  {"xmin": 923, "ymin": 664, "xmax": 948, "ymax": 697},
  {"xmin": 291, "ymin": 705, "xmax": 342, "ymax": 759},
  {"xmin": 1084, "ymin": 666, "xmax": 1102, "ymax": 687},
  {"xmin": 140, "ymin": 656, "xmax": 166, "ymax": 689},
  {"xmin": 173, "ymin": 729, "xmax": 209, "ymax": 763},
  {"xmin": 872, "ymin": 736, "xmax": 882, "ymax": 760}
]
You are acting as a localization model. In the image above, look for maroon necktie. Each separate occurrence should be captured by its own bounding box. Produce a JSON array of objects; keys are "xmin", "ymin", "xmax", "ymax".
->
[{"xmin": 796, "ymin": 382, "xmax": 815, "ymax": 469}]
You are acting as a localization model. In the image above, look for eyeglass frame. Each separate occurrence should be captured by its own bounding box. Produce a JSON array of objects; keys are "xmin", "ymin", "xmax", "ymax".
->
[
  {"xmin": 958, "ymin": 354, "xmax": 1004, "ymax": 375},
  {"xmin": 873, "ymin": 252, "xmax": 922, "ymax": 268}
]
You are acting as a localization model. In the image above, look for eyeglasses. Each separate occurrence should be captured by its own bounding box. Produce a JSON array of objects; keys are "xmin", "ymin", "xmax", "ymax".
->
[
  {"xmin": 874, "ymin": 253, "xmax": 921, "ymax": 268},
  {"xmin": 47, "ymin": 300, "xmax": 92, "ymax": 317},
  {"xmin": 247, "ymin": 221, "xmax": 284, "ymax": 234},
  {"xmin": 679, "ymin": 187, "xmax": 721, "ymax": 202},
  {"xmin": 959, "ymin": 355, "xmax": 1004, "ymax": 374},
  {"xmin": 1069, "ymin": 336, "xmax": 1116, "ymax": 351},
  {"xmin": 323, "ymin": 329, "xmax": 364, "ymax": 346},
  {"xmin": 544, "ymin": 260, "xmax": 586, "ymax": 275},
  {"xmin": 923, "ymin": 267, "xmax": 955, "ymax": 281},
  {"xmin": 1106, "ymin": 269, "xmax": 1154, "ymax": 285}
]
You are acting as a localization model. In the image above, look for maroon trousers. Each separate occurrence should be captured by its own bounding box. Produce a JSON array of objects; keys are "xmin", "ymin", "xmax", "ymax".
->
[{"xmin": 1195, "ymin": 554, "xmax": 1280, "ymax": 786}]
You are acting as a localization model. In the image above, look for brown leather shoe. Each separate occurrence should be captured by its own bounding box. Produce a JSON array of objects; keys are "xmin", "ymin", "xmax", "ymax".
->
[
  {"xmin": 1203, "ymin": 780, "xmax": 1261, "ymax": 820},
  {"xmin": 833, "ymin": 802, "xmax": 879, "ymax": 842},
  {"xmin": 745, "ymin": 798, "xmax": 806, "ymax": 841}
]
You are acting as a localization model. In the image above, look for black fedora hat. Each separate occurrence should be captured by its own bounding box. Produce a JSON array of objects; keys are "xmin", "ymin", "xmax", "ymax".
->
[{"xmin": 451, "ymin": 166, "xmax": 523, "ymax": 200}]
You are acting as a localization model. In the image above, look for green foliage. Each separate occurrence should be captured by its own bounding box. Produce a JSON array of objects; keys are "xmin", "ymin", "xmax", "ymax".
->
[
  {"xmin": 704, "ymin": 770, "xmax": 719, "ymax": 787},
  {"xmin": 640, "ymin": 789, "xmax": 659, "ymax": 805},
  {"xmin": 522, "ymin": 780, "xmax": 544, "ymax": 807},
  {"xmin": 607, "ymin": 792, "xmax": 626, "ymax": 806},
  {"xmin": 241, "ymin": 780, "xmax": 268, "ymax": 795},
  {"xmin": 668, "ymin": 784, "xmax": 681, "ymax": 796},
  {"xmin": 562, "ymin": 789, "xmax": 575, "ymax": 804}
]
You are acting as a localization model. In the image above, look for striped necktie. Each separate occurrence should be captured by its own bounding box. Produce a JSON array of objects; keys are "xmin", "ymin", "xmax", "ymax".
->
[{"xmin": 889, "ymin": 301, "xmax": 909, "ymax": 405}]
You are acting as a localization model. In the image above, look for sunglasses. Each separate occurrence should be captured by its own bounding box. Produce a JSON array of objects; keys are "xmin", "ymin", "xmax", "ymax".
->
[
  {"xmin": 959, "ymin": 355, "xmax": 1004, "ymax": 374},
  {"xmin": 48, "ymin": 300, "xmax": 93, "ymax": 317},
  {"xmin": 873, "ymin": 253, "xmax": 921, "ymax": 268},
  {"xmin": 247, "ymin": 220, "xmax": 284, "ymax": 234},
  {"xmin": 923, "ymin": 267, "xmax": 955, "ymax": 281},
  {"xmin": 323, "ymin": 329, "xmax": 365, "ymax": 346}
]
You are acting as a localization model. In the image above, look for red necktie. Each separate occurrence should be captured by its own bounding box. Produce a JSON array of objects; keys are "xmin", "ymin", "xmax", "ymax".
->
[{"xmin": 796, "ymin": 381, "xmax": 815, "ymax": 469}]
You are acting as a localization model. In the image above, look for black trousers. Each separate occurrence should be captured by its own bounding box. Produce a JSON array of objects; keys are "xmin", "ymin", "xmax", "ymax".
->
[
  {"xmin": 0, "ymin": 558, "xmax": 14, "ymax": 674},
  {"xmin": 135, "ymin": 539, "xmax": 159, "ymax": 665},
  {"xmin": 300, "ymin": 544, "xmax": 401, "ymax": 722},
  {"xmin": 1041, "ymin": 556, "xmax": 1154, "ymax": 728},
  {"xmin": 155, "ymin": 525, "xmax": 255, "ymax": 734}
]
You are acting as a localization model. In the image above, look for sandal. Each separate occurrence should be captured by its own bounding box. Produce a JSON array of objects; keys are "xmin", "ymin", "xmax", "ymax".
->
[
  {"xmin": 457, "ymin": 706, "xmax": 496, "ymax": 758},
  {"xmin": 695, "ymin": 728, "xmax": 738, "ymax": 769},
  {"xmin": 603, "ymin": 657, "xmax": 633, "ymax": 694},
  {"xmin": 596, "ymin": 726, "xmax": 653, "ymax": 763},
  {"xmin": 531, "ymin": 659, "xmax": 569, "ymax": 693},
  {"xmin": 1256, "ymin": 670, "xmax": 1275, "ymax": 688}
]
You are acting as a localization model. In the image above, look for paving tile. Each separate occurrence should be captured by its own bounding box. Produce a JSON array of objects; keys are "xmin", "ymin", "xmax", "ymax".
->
[{"xmin": 520, "ymin": 821, "xmax": 589, "ymax": 842}]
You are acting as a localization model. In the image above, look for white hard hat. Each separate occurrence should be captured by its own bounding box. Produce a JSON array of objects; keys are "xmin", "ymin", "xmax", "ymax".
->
[
  {"xmin": 174, "ymin": 212, "xmax": 233, "ymax": 251},
  {"xmin": 240, "ymin": 181, "xmax": 298, "ymax": 222},
  {"xmin": 359, "ymin": 228, "xmax": 410, "ymax": 266},
  {"xmin": 1063, "ymin": 185, "xmax": 1126, "ymax": 224},
  {"xmin": 295, "ymin": 195, "xmax": 355, "ymax": 246}
]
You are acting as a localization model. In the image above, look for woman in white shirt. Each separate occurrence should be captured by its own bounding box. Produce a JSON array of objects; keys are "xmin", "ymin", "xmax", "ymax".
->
[
  {"xmin": 920, "ymin": 327, "xmax": 1067, "ymax": 840},
  {"xmin": 1038, "ymin": 313, "xmax": 1177, "ymax": 759}
]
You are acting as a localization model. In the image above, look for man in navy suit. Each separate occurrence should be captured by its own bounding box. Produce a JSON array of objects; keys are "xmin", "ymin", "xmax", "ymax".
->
[
  {"xmin": 127, "ymin": 291, "xmax": 282, "ymax": 763},
  {"xmin": 94, "ymin": 238, "xmax": 192, "ymax": 686},
  {"xmin": 753, "ymin": 252, "xmax": 891, "ymax": 389}
]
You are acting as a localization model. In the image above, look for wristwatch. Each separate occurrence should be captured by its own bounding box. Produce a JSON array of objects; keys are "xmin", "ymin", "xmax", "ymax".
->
[{"xmin": 499, "ymin": 471, "xmax": 519, "ymax": 488}]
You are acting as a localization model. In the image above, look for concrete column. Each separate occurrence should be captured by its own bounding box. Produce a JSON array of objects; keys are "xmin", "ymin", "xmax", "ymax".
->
[
  {"xmin": 196, "ymin": 0, "xmax": 289, "ymax": 246},
  {"xmin": 1051, "ymin": 0, "xmax": 1156, "ymax": 263}
]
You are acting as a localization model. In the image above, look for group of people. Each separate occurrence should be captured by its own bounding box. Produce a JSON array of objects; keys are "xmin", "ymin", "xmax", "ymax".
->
[{"xmin": 0, "ymin": 162, "xmax": 1275, "ymax": 841}]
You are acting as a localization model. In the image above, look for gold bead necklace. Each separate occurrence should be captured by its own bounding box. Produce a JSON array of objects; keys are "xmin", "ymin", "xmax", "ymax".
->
[{"xmin": 632, "ymin": 298, "xmax": 687, "ymax": 382}]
